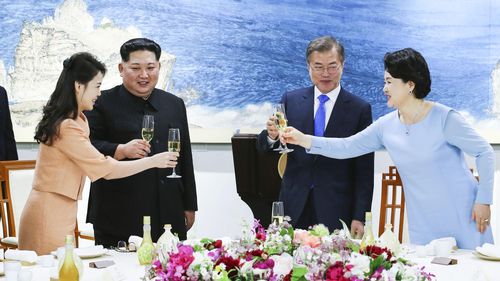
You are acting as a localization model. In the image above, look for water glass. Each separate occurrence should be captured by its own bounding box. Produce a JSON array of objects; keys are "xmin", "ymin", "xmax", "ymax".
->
[{"xmin": 271, "ymin": 201, "xmax": 284, "ymax": 225}]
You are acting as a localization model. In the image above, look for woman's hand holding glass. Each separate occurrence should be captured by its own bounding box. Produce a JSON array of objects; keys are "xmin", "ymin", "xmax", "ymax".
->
[
  {"xmin": 282, "ymin": 127, "xmax": 313, "ymax": 149},
  {"xmin": 151, "ymin": 151, "xmax": 179, "ymax": 169}
]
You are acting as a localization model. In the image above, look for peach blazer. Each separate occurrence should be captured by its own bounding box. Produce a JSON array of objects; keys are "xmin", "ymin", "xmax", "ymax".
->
[
  {"xmin": 33, "ymin": 114, "xmax": 117, "ymax": 199},
  {"xmin": 19, "ymin": 114, "xmax": 117, "ymax": 254}
]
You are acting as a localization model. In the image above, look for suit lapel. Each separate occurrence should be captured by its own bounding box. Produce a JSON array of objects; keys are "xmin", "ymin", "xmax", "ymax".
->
[
  {"xmin": 324, "ymin": 88, "xmax": 350, "ymax": 137},
  {"xmin": 300, "ymin": 87, "xmax": 315, "ymax": 135}
]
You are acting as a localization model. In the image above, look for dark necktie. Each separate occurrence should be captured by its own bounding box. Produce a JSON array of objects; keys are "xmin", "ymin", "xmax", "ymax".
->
[{"xmin": 314, "ymin": 94, "xmax": 330, "ymax": 136}]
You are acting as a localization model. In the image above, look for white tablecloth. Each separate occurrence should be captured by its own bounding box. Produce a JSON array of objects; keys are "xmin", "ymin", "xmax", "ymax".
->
[{"xmin": 1, "ymin": 248, "xmax": 500, "ymax": 280}]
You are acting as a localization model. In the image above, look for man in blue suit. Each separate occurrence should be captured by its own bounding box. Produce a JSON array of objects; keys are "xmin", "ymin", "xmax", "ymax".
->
[
  {"xmin": 0, "ymin": 86, "xmax": 18, "ymax": 160},
  {"xmin": 257, "ymin": 36, "xmax": 374, "ymax": 237}
]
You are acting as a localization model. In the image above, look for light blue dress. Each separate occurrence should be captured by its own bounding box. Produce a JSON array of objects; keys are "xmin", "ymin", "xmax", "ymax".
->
[{"xmin": 308, "ymin": 102, "xmax": 494, "ymax": 249}]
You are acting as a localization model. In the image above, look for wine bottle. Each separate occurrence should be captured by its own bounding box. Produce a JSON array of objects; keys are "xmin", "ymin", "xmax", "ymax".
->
[
  {"xmin": 137, "ymin": 216, "xmax": 155, "ymax": 265},
  {"xmin": 360, "ymin": 212, "xmax": 375, "ymax": 250},
  {"xmin": 59, "ymin": 235, "xmax": 79, "ymax": 281}
]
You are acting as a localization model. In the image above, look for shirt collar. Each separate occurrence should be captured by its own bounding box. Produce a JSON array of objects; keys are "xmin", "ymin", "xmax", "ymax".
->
[
  {"xmin": 119, "ymin": 85, "xmax": 160, "ymax": 111},
  {"xmin": 314, "ymin": 84, "xmax": 341, "ymax": 101}
]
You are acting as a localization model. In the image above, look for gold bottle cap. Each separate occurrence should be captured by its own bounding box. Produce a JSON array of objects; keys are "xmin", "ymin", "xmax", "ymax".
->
[
  {"xmin": 164, "ymin": 224, "xmax": 171, "ymax": 229},
  {"xmin": 65, "ymin": 234, "xmax": 74, "ymax": 243},
  {"xmin": 143, "ymin": 216, "xmax": 151, "ymax": 224},
  {"xmin": 385, "ymin": 223, "xmax": 393, "ymax": 229}
]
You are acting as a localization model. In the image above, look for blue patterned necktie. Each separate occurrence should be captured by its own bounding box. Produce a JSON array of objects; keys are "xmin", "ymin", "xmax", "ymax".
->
[{"xmin": 314, "ymin": 94, "xmax": 330, "ymax": 136}]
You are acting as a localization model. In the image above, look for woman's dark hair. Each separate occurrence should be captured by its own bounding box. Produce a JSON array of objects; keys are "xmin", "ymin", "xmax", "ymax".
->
[
  {"xmin": 120, "ymin": 38, "xmax": 161, "ymax": 62},
  {"xmin": 384, "ymin": 48, "xmax": 431, "ymax": 99},
  {"xmin": 34, "ymin": 52, "xmax": 106, "ymax": 145}
]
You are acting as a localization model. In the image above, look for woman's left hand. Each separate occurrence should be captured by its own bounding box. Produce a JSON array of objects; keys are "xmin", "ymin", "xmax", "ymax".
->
[{"xmin": 472, "ymin": 203, "xmax": 491, "ymax": 233}]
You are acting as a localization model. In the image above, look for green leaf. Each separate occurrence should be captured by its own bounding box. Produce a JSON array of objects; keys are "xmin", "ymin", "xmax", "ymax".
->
[
  {"xmin": 339, "ymin": 219, "xmax": 352, "ymax": 239},
  {"xmin": 291, "ymin": 266, "xmax": 308, "ymax": 281}
]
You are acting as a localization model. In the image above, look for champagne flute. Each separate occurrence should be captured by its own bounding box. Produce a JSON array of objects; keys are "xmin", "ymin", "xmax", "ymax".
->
[
  {"xmin": 274, "ymin": 104, "xmax": 294, "ymax": 154},
  {"xmin": 167, "ymin": 128, "xmax": 181, "ymax": 178},
  {"xmin": 271, "ymin": 201, "xmax": 284, "ymax": 225},
  {"xmin": 142, "ymin": 115, "xmax": 154, "ymax": 143}
]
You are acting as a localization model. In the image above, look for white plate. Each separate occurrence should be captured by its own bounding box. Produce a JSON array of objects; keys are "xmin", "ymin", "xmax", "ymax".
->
[
  {"xmin": 473, "ymin": 251, "xmax": 500, "ymax": 261},
  {"xmin": 51, "ymin": 248, "xmax": 108, "ymax": 259},
  {"xmin": 75, "ymin": 248, "xmax": 108, "ymax": 259}
]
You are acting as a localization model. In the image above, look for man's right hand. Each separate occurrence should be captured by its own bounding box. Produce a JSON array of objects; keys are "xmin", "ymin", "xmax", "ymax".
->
[
  {"xmin": 266, "ymin": 115, "xmax": 279, "ymax": 140},
  {"xmin": 114, "ymin": 139, "xmax": 151, "ymax": 160}
]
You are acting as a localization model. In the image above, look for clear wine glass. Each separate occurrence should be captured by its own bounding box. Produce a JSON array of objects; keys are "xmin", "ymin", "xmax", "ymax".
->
[
  {"xmin": 274, "ymin": 104, "xmax": 293, "ymax": 154},
  {"xmin": 271, "ymin": 201, "xmax": 284, "ymax": 225},
  {"xmin": 167, "ymin": 128, "xmax": 181, "ymax": 178},
  {"xmin": 142, "ymin": 115, "xmax": 154, "ymax": 143}
]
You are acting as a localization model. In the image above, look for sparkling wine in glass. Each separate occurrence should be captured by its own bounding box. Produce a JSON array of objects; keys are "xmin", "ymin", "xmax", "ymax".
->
[
  {"xmin": 271, "ymin": 201, "xmax": 284, "ymax": 225},
  {"xmin": 142, "ymin": 115, "xmax": 154, "ymax": 143},
  {"xmin": 274, "ymin": 104, "xmax": 293, "ymax": 154},
  {"xmin": 167, "ymin": 128, "xmax": 181, "ymax": 178}
]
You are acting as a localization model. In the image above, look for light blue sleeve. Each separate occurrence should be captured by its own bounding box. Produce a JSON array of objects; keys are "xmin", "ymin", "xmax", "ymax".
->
[
  {"xmin": 443, "ymin": 111, "xmax": 495, "ymax": 204},
  {"xmin": 308, "ymin": 118, "xmax": 384, "ymax": 159}
]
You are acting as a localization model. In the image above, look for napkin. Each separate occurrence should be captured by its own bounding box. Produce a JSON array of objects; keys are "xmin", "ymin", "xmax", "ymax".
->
[
  {"xmin": 4, "ymin": 249, "xmax": 38, "ymax": 264},
  {"xmin": 424, "ymin": 237, "xmax": 457, "ymax": 255},
  {"xmin": 74, "ymin": 245, "xmax": 104, "ymax": 256},
  {"xmin": 128, "ymin": 235, "xmax": 143, "ymax": 248},
  {"xmin": 476, "ymin": 243, "xmax": 500, "ymax": 258}
]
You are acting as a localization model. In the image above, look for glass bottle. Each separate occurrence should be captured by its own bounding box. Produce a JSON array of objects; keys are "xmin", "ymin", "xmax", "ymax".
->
[
  {"xmin": 379, "ymin": 223, "xmax": 400, "ymax": 255},
  {"xmin": 156, "ymin": 224, "xmax": 179, "ymax": 254},
  {"xmin": 59, "ymin": 235, "xmax": 79, "ymax": 281},
  {"xmin": 137, "ymin": 216, "xmax": 155, "ymax": 265},
  {"xmin": 360, "ymin": 212, "xmax": 375, "ymax": 250}
]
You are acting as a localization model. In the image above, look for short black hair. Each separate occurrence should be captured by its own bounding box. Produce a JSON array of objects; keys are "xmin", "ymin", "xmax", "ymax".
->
[
  {"xmin": 306, "ymin": 35, "xmax": 345, "ymax": 64},
  {"xmin": 120, "ymin": 38, "xmax": 161, "ymax": 62},
  {"xmin": 384, "ymin": 48, "xmax": 431, "ymax": 99}
]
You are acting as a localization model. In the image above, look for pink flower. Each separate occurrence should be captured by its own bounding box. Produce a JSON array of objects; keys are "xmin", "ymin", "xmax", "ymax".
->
[
  {"xmin": 293, "ymin": 230, "xmax": 321, "ymax": 248},
  {"xmin": 325, "ymin": 261, "xmax": 349, "ymax": 281}
]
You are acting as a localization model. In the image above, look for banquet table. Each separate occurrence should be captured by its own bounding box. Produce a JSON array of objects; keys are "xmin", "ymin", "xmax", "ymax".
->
[{"xmin": 1, "ymin": 248, "xmax": 499, "ymax": 280}]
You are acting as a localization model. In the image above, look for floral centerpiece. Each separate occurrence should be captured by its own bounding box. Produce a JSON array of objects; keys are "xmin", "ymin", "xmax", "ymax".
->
[{"xmin": 144, "ymin": 218, "xmax": 434, "ymax": 281}]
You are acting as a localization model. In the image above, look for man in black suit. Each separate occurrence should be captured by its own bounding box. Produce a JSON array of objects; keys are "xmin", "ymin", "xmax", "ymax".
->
[
  {"xmin": 257, "ymin": 36, "xmax": 374, "ymax": 237},
  {"xmin": 0, "ymin": 86, "xmax": 18, "ymax": 161},
  {"xmin": 85, "ymin": 38, "xmax": 197, "ymax": 246}
]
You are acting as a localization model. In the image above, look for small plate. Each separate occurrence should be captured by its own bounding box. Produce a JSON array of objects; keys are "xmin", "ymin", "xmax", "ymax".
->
[
  {"xmin": 472, "ymin": 251, "xmax": 500, "ymax": 261},
  {"xmin": 75, "ymin": 248, "xmax": 108, "ymax": 259}
]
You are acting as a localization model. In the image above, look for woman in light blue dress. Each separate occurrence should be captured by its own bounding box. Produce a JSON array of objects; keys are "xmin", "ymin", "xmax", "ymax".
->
[{"xmin": 283, "ymin": 48, "xmax": 494, "ymax": 249}]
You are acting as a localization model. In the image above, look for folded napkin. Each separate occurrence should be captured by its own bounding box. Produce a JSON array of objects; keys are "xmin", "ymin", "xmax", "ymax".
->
[
  {"xmin": 476, "ymin": 243, "xmax": 500, "ymax": 258},
  {"xmin": 5, "ymin": 249, "xmax": 38, "ymax": 263},
  {"xmin": 128, "ymin": 235, "xmax": 143, "ymax": 248},
  {"xmin": 424, "ymin": 237, "xmax": 457, "ymax": 255},
  {"xmin": 74, "ymin": 245, "xmax": 104, "ymax": 256}
]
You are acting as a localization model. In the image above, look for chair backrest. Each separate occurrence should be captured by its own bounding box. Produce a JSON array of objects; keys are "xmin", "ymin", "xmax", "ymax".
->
[
  {"xmin": 0, "ymin": 160, "xmax": 36, "ymax": 238},
  {"xmin": 379, "ymin": 166, "xmax": 408, "ymax": 242}
]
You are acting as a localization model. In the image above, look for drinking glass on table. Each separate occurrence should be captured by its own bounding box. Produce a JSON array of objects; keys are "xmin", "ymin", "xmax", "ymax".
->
[
  {"xmin": 141, "ymin": 115, "xmax": 154, "ymax": 143},
  {"xmin": 273, "ymin": 104, "xmax": 293, "ymax": 154},
  {"xmin": 167, "ymin": 128, "xmax": 181, "ymax": 178},
  {"xmin": 271, "ymin": 201, "xmax": 284, "ymax": 225}
]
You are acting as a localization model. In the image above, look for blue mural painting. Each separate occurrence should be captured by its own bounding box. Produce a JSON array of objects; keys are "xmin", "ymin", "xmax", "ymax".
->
[{"xmin": 1, "ymin": 0, "xmax": 499, "ymax": 137}]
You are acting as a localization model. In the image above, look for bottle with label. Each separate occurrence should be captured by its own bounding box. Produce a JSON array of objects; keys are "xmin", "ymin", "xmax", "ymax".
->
[
  {"xmin": 156, "ymin": 224, "xmax": 179, "ymax": 254},
  {"xmin": 137, "ymin": 216, "xmax": 155, "ymax": 265},
  {"xmin": 360, "ymin": 212, "xmax": 375, "ymax": 250},
  {"xmin": 59, "ymin": 235, "xmax": 80, "ymax": 281},
  {"xmin": 379, "ymin": 223, "xmax": 400, "ymax": 255}
]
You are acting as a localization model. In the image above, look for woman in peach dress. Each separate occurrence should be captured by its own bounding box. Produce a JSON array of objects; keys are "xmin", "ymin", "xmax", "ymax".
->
[{"xmin": 18, "ymin": 52, "xmax": 179, "ymax": 255}]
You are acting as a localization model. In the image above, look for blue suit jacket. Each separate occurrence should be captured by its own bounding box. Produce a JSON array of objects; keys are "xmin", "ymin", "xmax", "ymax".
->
[
  {"xmin": 257, "ymin": 86, "xmax": 374, "ymax": 231},
  {"xmin": 0, "ymin": 86, "xmax": 18, "ymax": 160}
]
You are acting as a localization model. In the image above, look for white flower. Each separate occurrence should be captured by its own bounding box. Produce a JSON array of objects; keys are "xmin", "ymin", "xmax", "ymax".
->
[
  {"xmin": 349, "ymin": 252, "xmax": 370, "ymax": 278},
  {"xmin": 270, "ymin": 252, "xmax": 293, "ymax": 276}
]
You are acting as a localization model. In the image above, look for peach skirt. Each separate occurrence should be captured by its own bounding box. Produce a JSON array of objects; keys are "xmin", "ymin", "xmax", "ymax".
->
[{"xmin": 18, "ymin": 189, "xmax": 77, "ymax": 255}]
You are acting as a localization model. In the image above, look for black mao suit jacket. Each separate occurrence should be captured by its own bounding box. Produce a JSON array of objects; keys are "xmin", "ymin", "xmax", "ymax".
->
[
  {"xmin": 0, "ymin": 86, "xmax": 18, "ymax": 160},
  {"xmin": 85, "ymin": 85, "xmax": 197, "ymax": 241},
  {"xmin": 257, "ymin": 86, "xmax": 374, "ymax": 231}
]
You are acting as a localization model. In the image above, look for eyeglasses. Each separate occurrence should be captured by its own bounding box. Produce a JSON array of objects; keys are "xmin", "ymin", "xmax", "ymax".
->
[
  {"xmin": 311, "ymin": 64, "xmax": 342, "ymax": 74},
  {"xmin": 112, "ymin": 240, "xmax": 137, "ymax": 252}
]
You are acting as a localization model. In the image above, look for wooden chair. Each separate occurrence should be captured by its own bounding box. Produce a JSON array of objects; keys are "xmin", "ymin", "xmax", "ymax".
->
[
  {"xmin": 0, "ymin": 160, "xmax": 36, "ymax": 249},
  {"xmin": 379, "ymin": 166, "xmax": 406, "ymax": 243}
]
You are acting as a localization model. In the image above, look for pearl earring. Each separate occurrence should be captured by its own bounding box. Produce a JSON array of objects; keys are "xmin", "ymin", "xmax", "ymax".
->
[{"xmin": 409, "ymin": 90, "xmax": 413, "ymax": 95}]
